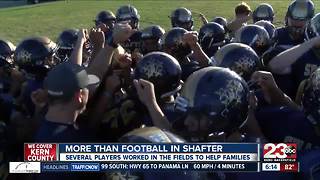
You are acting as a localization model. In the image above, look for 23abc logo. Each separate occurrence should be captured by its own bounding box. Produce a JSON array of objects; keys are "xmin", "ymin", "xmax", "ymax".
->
[{"xmin": 263, "ymin": 143, "xmax": 297, "ymax": 159}]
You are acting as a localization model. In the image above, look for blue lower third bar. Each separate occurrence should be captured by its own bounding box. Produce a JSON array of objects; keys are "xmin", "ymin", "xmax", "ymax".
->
[
  {"xmin": 70, "ymin": 163, "xmax": 100, "ymax": 172},
  {"xmin": 41, "ymin": 163, "xmax": 70, "ymax": 172}
]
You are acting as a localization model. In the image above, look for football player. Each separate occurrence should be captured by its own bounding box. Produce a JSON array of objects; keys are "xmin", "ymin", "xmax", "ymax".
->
[
  {"xmin": 94, "ymin": 10, "xmax": 116, "ymax": 32},
  {"xmin": 273, "ymin": 0, "xmax": 314, "ymax": 46},
  {"xmin": 252, "ymin": 3, "xmax": 274, "ymax": 23},
  {"xmin": 116, "ymin": 5, "xmax": 142, "ymax": 55},
  {"xmin": 198, "ymin": 22, "xmax": 226, "ymax": 57},
  {"xmin": 268, "ymin": 13, "xmax": 320, "ymax": 99},
  {"xmin": 140, "ymin": 25, "xmax": 165, "ymax": 55},
  {"xmin": 170, "ymin": 7, "xmax": 194, "ymax": 31}
]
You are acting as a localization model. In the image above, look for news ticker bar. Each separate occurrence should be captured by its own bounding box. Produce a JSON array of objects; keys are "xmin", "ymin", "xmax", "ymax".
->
[
  {"xmin": 9, "ymin": 162, "xmax": 300, "ymax": 173},
  {"xmin": 10, "ymin": 162, "xmax": 259, "ymax": 173}
]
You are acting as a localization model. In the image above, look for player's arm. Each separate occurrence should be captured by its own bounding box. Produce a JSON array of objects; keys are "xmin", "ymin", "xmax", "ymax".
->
[
  {"xmin": 134, "ymin": 79, "xmax": 171, "ymax": 130},
  {"xmin": 269, "ymin": 36, "xmax": 320, "ymax": 74},
  {"xmin": 184, "ymin": 32, "xmax": 211, "ymax": 67},
  {"xmin": 86, "ymin": 23, "xmax": 135, "ymax": 95},
  {"xmin": 89, "ymin": 28, "xmax": 105, "ymax": 61},
  {"xmin": 243, "ymin": 92, "xmax": 265, "ymax": 139},
  {"xmin": 70, "ymin": 29, "xmax": 88, "ymax": 66},
  {"xmin": 251, "ymin": 71, "xmax": 300, "ymax": 110}
]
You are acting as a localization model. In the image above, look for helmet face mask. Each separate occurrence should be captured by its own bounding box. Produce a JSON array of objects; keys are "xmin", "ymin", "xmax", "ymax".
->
[
  {"xmin": 141, "ymin": 25, "xmax": 165, "ymax": 54},
  {"xmin": 95, "ymin": 10, "xmax": 116, "ymax": 30},
  {"xmin": 116, "ymin": 5, "xmax": 140, "ymax": 29},
  {"xmin": 253, "ymin": 3, "xmax": 274, "ymax": 23},
  {"xmin": 171, "ymin": 8, "xmax": 194, "ymax": 31},
  {"xmin": 286, "ymin": 0, "xmax": 314, "ymax": 40}
]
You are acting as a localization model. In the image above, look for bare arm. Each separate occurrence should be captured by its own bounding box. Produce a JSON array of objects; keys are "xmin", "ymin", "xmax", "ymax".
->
[
  {"xmin": 226, "ymin": 14, "xmax": 252, "ymax": 34},
  {"xmin": 251, "ymin": 71, "xmax": 300, "ymax": 110},
  {"xmin": 184, "ymin": 32, "xmax": 211, "ymax": 67},
  {"xmin": 269, "ymin": 36, "xmax": 320, "ymax": 74},
  {"xmin": 89, "ymin": 28, "xmax": 105, "ymax": 61},
  {"xmin": 70, "ymin": 29, "xmax": 87, "ymax": 65},
  {"xmin": 134, "ymin": 79, "xmax": 171, "ymax": 130}
]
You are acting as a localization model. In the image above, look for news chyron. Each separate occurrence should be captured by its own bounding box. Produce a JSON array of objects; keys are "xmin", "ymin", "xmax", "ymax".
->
[{"xmin": 9, "ymin": 143, "xmax": 299, "ymax": 173}]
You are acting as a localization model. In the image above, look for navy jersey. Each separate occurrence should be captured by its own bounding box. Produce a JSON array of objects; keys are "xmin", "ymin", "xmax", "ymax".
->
[
  {"xmin": 180, "ymin": 59, "xmax": 202, "ymax": 81},
  {"xmin": 291, "ymin": 49, "xmax": 320, "ymax": 93},
  {"xmin": 255, "ymin": 106, "xmax": 320, "ymax": 151},
  {"xmin": 121, "ymin": 31, "xmax": 142, "ymax": 53},
  {"xmin": 298, "ymin": 149, "xmax": 320, "ymax": 180},
  {"xmin": 272, "ymin": 27, "xmax": 305, "ymax": 46},
  {"xmin": 34, "ymin": 119, "xmax": 94, "ymax": 143},
  {"xmin": 262, "ymin": 45, "xmax": 296, "ymax": 98}
]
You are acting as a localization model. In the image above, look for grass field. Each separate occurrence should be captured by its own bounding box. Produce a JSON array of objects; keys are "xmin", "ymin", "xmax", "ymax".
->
[{"xmin": 0, "ymin": 0, "xmax": 319, "ymax": 44}]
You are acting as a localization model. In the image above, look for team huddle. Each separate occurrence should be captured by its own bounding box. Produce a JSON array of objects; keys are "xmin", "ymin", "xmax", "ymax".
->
[{"xmin": 0, "ymin": 0, "xmax": 320, "ymax": 179}]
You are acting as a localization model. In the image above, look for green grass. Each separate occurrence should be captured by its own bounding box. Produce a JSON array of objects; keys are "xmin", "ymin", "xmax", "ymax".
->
[{"xmin": 0, "ymin": 0, "xmax": 319, "ymax": 44}]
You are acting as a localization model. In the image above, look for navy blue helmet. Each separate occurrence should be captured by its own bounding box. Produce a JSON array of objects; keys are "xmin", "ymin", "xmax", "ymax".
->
[
  {"xmin": 176, "ymin": 67, "xmax": 249, "ymax": 135},
  {"xmin": 214, "ymin": 43, "xmax": 262, "ymax": 81},
  {"xmin": 140, "ymin": 25, "xmax": 165, "ymax": 54},
  {"xmin": 94, "ymin": 10, "xmax": 116, "ymax": 29},
  {"xmin": 211, "ymin": 17, "xmax": 228, "ymax": 29},
  {"xmin": 305, "ymin": 13, "xmax": 320, "ymax": 40},
  {"xmin": 286, "ymin": 0, "xmax": 314, "ymax": 22},
  {"xmin": 56, "ymin": 29, "xmax": 78, "ymax": 62},
  {"xmin": 116, "ymin": 5, "xmax": 140, "ymax": 29},
  {"xmin": 285, "ymin": 0, "xmax": 315, "ymax": 39},
  {"xmin": 253, "ymin": 3, "xmax": 274, "ymax": 23},
  {"xmin": 14, "ymin": 37, "xmax": 58, "ymax": 78},
  {"xmin": 234, "ymin": 24, "xmax": 271, "ymax": 56},
  {"xmin": 170, "ymin": 7, "xmax": 193, "ymax": 31},
  {"xmin": 255, "ymin": 20, "xmax": 276, "ymax": 38},
  {"xmin": 163, "ymin": 27, "xmax": 191, "ymax": 60},
  {"xmin": 0, "ymin": 40, "xmax": 15, "ymax": 67},
  {"xmin": 134, "ymin": 52, "xmax": 182, "ymax": 99},
  {"xmin": 199, "ymin": 22, "xmax": 225, "ymax": 57}
]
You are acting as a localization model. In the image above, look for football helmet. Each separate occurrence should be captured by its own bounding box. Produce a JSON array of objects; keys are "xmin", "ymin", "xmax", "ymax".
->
[
  {"xmin": 252, "ymin": 3, "xmax": 274, "ymax": 23},
  {"xmin": 0, "ymin": 40, "xmax": 15, "ymax": 67},
  {"xmin": 56, "ymin": 29, "xmax": 78, "ymax": 62},
  {"xmin": 162, "ymin": 27, "xmax": 191, "ymax": 60},
  {"xmin": 140, "ymin": 25, "xmax": 165, "ymax": 54},
  {"xmin": 211, "ymin": 16, "xmax": 228, "ymax": 29},
  {"xmin": 134, "ymin": 52, "xmax": 182, "ymax": 99},
  {"xmin": 198, "ymin": 22, "xmax": 225, "ymax": 57},
  {"xmin": 255, "ymin": 20, "xmax": 276, "ymax": 38},
  {"xmin": 170, "ymin": 7, "xmax": 193, "ymax": 31},
  {"xmin": 214, "ymin": 43, "xmax": 262, "ymax": 81},
  {"xmin": 116, "ymin": 5, "xmax": 140, "ymax": 29},
  {"xmin": 94, "ymin": 10, "xmax": 116, "ymax": 29},
  {"xmin": 234, "ymin": 24, "xmax": 271, "ymax": 56},
  {"xmin": 14, "ymin": 37, "xmax": 58, "ymax": 78},
  {"xmin": 176, "ymin": 66, "xmax": 249, "ymax": 135}
]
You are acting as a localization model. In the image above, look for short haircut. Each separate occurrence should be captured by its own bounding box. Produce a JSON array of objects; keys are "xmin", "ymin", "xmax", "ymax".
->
[
  {"xmin": 47, "ymin": 93, "xmax": 74, "ymax": 106},
  {"xmin": 235, "ymin": 2, "xmax": 252, "ymax": 15}
]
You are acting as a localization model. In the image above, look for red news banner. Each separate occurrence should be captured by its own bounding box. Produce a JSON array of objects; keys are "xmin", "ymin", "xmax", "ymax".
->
[
  {"xmin": 262, "ymin": 143, "xmax": 298, "ymax": 172},
  {"xmin": 24, "ymin": 143, "xmax": 57, "ymax": 161}
]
